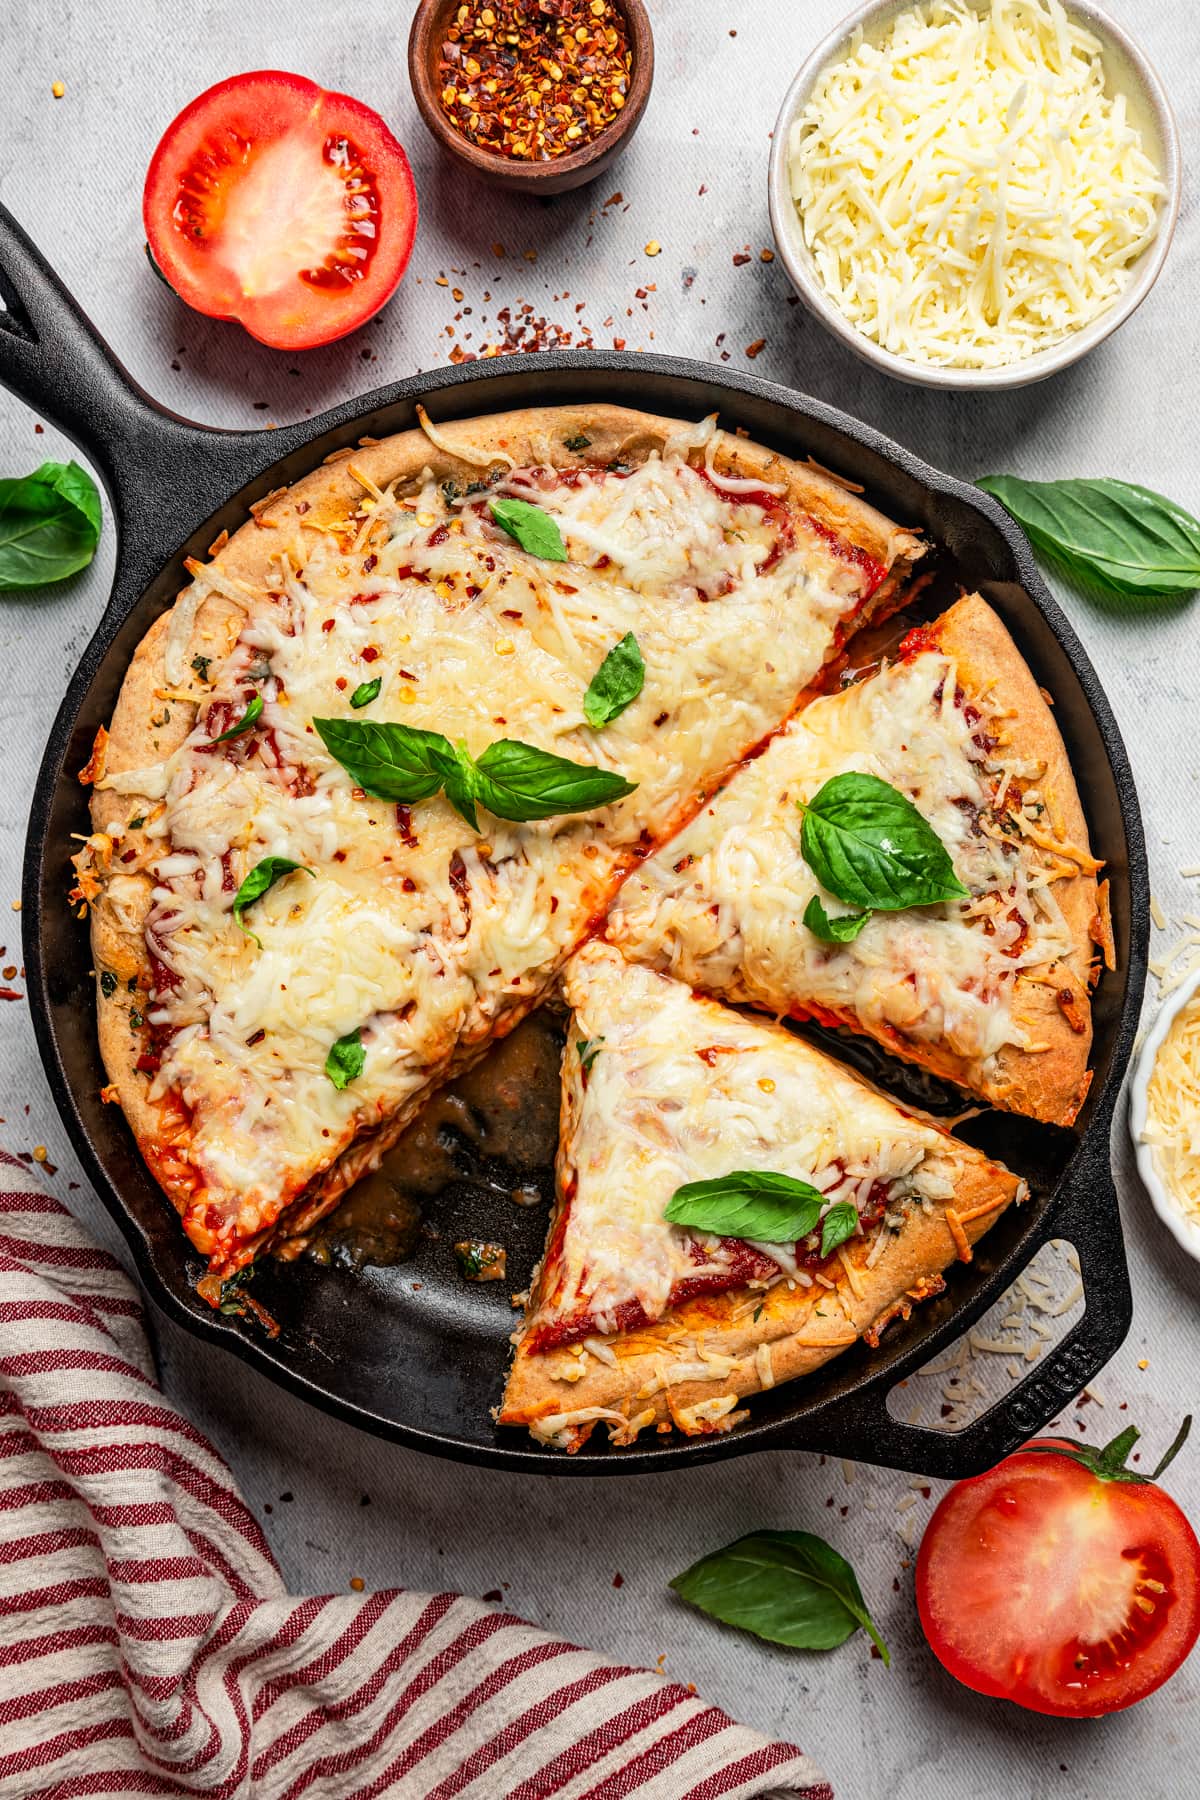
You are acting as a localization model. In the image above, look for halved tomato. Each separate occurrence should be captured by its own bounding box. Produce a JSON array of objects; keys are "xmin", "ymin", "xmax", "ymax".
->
[
  {"xmin": 143, "ymin": 71, "xmax": 417, "ymax": 350},
  {"xmin": 916, "ymin": 1420, "xmax": 1200, "ymax": 1717}
]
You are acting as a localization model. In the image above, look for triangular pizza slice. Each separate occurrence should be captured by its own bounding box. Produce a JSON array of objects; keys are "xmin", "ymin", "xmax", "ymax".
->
[
  {"xmin": 499, "ymin": 941, "xmax": 1022, "ymax": 1452},
  {"xmin": 607, "ymin": 594, "xmax": 1105, "ymax": 1124}
]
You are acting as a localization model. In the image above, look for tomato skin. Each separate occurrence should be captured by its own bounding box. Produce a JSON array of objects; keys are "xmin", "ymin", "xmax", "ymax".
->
[
  {"xmin": 916, "ymin": 1437, "xmax": 1200, "ymax": 1717},
  {"xmin": 143, "ymin": 72, "xmax": 417, "ymax": 350}
]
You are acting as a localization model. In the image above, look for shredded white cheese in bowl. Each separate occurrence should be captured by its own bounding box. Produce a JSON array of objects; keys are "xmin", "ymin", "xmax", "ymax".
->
[
  {"xmin": 1132, "ymin": 972, "xmax": 1200, "ymax": 1265},
  {"xmin": 771, "ymin": 0, "xmax": 1175, "ymax": 385}
]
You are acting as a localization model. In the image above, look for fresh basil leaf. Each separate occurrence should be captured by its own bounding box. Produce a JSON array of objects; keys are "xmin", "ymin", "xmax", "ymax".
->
[
  {"xmin": 472, "ymin": 738, "xmax": 637, "ymax": 821},
  {"xmin": 800, "ymin": 772, "xmax": 968, "ymax": 913},
  {"xmin": 99, "ymin": 969, "xmax": 117, "ymax": 999},
  {"xmin": 325, "ymin": 1028, "xmax": 365, "ymax": 1091},
  {"xmin": 670, "ymin": 1529, "xmax": 890, "ymax": 1664},
  {"xmin": 232, "ymin": 856, "xmax": 313, "ymax": 946},
  {"xmin": 489, "ymin": 496, "xmax": 568, "ymax": 562},
  {"xmin": 978, "ymin": 475, "xmax": 1200, "ymax": 600},
  {"xmin": 576, "ymin": 1036, "xmax": 604, "ymax": 1073},
  {"xmin": 665, "ymin": 1170, "xmax": 825, "ymax": 1243},
  {"xmin": 314, "ymin": 717, "xmax": 458, "ymax": 802},
  {"xmin": 212, "ymin": 694, "xmax": 263, "ymax": 743},
  {"xmin": 584, "ymin": 631, "xmax": 645, "ymax": 729},
  {"xmin": 820, "ymin": 1200, "xmax": 859, "ymax": 1258},
  {"xmin": 350, "ymin": 677, "xmax": 382, "ymax": 709},
  {"xmin": 803, "ymin": 895, "xmax": 871, "ymax": 943},
  {"xmin": 0, "ymin": 459, "xmax": 102, "ymax": 591}
]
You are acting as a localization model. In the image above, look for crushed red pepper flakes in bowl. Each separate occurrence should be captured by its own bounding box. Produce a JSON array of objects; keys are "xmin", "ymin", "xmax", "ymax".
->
[
  {"xmin": 409, "ymin": 0, "xmax": 653, "ymax": 195},
  {"xmin": 436, "ymin": 0, "xmax": 631, "ymax": 161}
]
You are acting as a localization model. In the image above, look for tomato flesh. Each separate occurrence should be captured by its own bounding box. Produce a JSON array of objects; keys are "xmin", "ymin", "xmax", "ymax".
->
[
  {"xmin": 144, "ymin": 72, "xmax": 417, "ymax": 349},
  {"xmin": 917, "ymin": 1440, "xmax": 1200, "ymax": 1716}
]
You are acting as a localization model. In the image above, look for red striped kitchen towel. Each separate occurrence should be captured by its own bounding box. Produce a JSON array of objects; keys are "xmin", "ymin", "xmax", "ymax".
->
[{"xmin": 0, "ymin": 1153, "xmax": 830, "ymax": 1800}]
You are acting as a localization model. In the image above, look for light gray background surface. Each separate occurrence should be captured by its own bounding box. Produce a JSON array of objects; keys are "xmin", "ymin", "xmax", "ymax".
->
[{"xmin": 2, "ymin": 3, "xmax": 1199, "ymax": 1795}]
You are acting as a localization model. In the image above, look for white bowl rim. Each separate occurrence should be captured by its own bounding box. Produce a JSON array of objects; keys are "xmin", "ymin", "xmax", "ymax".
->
[
  {"xmin": 1128, "ymin": 966, "xmax": 1200, "ymax": 1267},
  {"xmin": 767, "ymin": 0, "xmax": 1183, "ymax": 393}
]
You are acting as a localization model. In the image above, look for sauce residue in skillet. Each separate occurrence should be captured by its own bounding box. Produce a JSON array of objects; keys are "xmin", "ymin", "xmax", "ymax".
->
[{"xmin": 301, "ymin": 1010, "xmax": 564, "ymax": 1270}]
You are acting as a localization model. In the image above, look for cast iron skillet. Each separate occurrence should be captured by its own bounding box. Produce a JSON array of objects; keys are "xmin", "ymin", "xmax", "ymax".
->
[{"xmin": 0, "ymin": 203, "xmax": 1147, "ymax": 1478}]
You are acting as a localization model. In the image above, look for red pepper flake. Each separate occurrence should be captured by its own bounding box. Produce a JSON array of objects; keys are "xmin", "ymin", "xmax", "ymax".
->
[
  {"xmin": 360, "ymin": 645, "xmax": 380, "ymax": 663},
  {"xmin": 732, "ymin": 252, "xmax": 751, "ymax": 267},
  {"xmin": 745, "ymin": 338, "xmax": 767, "ymax": 359},
  {"xmin": 437, "ymin": 0, "xmax": 632, "ymax": 163}
]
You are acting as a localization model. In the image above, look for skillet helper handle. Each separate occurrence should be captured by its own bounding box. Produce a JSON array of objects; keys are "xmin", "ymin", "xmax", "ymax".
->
[
  {"xmin": 0, "ymin": 204, "xmax": 173, "ymax": 494},
  {"xmin": 769, "ymin": 1133, "xmax": 1133, "ymax": 1479},
  {"xmin": 0, "ymin": 202, "xmax": 290, "ymax": 608}
]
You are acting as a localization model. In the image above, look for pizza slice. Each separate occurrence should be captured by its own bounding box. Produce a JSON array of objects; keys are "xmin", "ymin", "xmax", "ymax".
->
[
  {"xmin": 499, "ymin": 941, "xmax": 1023, "ymax": 1452},
  {"xmin": 77, "ymin": 404, "xmax": 925, "ymax": 1291},
  {"xmin": 607, "ymin": 594, "xmax": 1106, "ymax": 1125}
]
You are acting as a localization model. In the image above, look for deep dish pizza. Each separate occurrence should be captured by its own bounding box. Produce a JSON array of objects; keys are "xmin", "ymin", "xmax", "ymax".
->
[
  {"xmin": 77, "ymin": 406, "xmax": 922, "ymax": 1291},
  {"xmin": 73, "ymin": 403, "xmax": 1104, "ymax": 1452}
]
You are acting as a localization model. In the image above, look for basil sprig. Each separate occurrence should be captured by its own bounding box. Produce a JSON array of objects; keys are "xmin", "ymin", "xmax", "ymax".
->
[
  {"xmin": 325, "ymin": 1028, "xmax": 365, "ymax": 1090},
  {"xmin": 489, "ymin": 496, "xmax": 567, "ymax": 562},
  {"xmin": 0, "ymin": 460, "xmax": 102, "ymax": 591},
  {"xmin": 799, "ymin": 773, "xmax": 967, "ymax": 941},
  {"xmin": 584, "ymin": 631, "xmax": 645, "ymax": 729},
  {"xmin": 670, "ymin": 1529, "xmax": 890, "ymax": 1664},
  {"xmin": 350, "ymin": 677, "xmax": 382, "ymax": 709},
  {"xmin": 232, "ymin": 856, "xmax": 313, "ymax": 946},
  {"xmin": 978, "ymin": 474, "xmax": 1200, "ymax": 600},
  {"xmin": 212, "ymin": 694, "xmax": 264, "ymax": 743},
  {"xmin": 665, "ymin": 1170, "xmax": 827, "ymax": 1243},
  {"xmin": 314, "ymin": 717, "xmax": 636, "ymax": 829},
  {"xmin": 664, "ymin": 1169, "xmax": 861, "ymax": 1258}
]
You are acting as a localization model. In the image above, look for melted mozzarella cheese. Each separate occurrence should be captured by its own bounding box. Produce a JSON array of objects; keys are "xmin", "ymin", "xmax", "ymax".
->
[
  {"xmin": 535, "ymin": 942, "xmax": 954, "ymax": 1334},
  {"xmin": 608, "ymin": 644, "xmax": 1074, "ymax": 1069},
  {"xmin": 789, "ymin": 0, "xmax": 1164, "ymax": 370},
  {"xmin": 105, "ymin": 442, "xmax": 898, "ymax": 1253}
]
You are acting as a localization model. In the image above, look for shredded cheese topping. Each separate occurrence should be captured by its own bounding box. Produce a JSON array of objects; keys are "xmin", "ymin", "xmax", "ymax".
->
[
  {"xmin": 789, "ymin": 0, "xmax": 1163, "ymax": 369},
  {"xmin": 106, "ymin": 433, "xmax": 900, "ymax": 1265},
  {"xmin": 609, "ymin": 630, "xmax": 1076, "ymax": 1074},
  {"xmin": 1141, "ymin": 989, "xmax": 1200, "ymax": 1228},
  {"xmin": 529, "ymin": 942, "xmax": 955, "ymax": 1338}
]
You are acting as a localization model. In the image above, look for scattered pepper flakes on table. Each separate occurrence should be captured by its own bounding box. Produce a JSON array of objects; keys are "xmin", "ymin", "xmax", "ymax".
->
[
  {"xmin": 745, "ymin": 338, "xmax": 767, "ymax": 359},
  {"xmin": 644, "ymin": 241, "xmax": 661, "ymax": 257},
  {"xmin": 349, "ymin": 1576, "xmax": 365, "ymax": 1592},
  {"xmin": 437, "ymin": 0, "xmax": 631, "ymax": 162},
  {"xmin": 51, "ymin": 80, "xmax": 65, "ymax": 99}
]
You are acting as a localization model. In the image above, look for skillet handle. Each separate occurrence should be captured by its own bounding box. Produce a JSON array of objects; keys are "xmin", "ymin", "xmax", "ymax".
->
[
  {"xmin": 0, "ymin": 202, "xmax": 280, "ymax": 605},
  {"xmin": 763, "ymin": 1128, "xmax": 1133, "ymax": 1479}
]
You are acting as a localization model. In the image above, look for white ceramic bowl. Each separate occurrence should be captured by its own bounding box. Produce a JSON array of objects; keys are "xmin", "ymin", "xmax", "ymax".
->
[
  {"xmin": 767, "ymin": 0, "xmax": 1182, "ymax": 391},
  {"xmin": 1129, "ymin": 968, "xmax": 1200, "ymax": 1266}
]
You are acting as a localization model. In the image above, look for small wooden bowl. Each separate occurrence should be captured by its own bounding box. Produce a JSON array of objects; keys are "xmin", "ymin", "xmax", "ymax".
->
[{"xmin": 408, "ymin": 0, "xmax": 654, "ymax": 196}]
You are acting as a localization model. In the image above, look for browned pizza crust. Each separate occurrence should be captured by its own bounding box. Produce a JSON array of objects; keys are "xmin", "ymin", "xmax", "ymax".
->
[
  {"xmin": 81, "ymin": 404, "xmax": 926, "ymax": 1268},
  {"xmin": 499, "ymin": 1133, "xmax": 1020, "ymax": 1451},
  {"xmin": 919, "ymin": 594, "xmax": 1101, "ymax": 1124}
]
